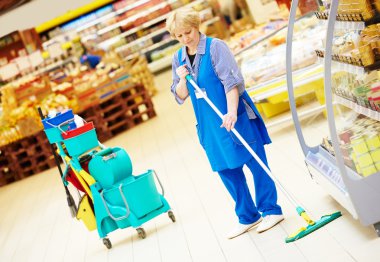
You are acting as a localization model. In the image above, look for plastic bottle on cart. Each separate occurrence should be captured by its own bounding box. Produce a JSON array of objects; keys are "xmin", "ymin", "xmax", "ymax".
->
[
  {"xmin": 48, "ymin": 110, "xmax": 58, "ymax": 118},
  {"xmin": 74, "ymin": 114, "xmax": 85, "ymax": 128}
]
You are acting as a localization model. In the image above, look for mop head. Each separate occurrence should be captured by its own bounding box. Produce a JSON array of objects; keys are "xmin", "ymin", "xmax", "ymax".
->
[{"xmin": 285, "ymin": 211, "xmax": 342, "ymax": 243}]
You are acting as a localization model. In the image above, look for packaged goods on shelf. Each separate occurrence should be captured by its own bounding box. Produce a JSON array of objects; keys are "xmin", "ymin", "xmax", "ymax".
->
[
  {"xmin": 1, "ymin": 75, "xmax": 51, "ymax": 107},
  {"xmin": 228, "ymin": 19, "xmax": 289, "ymax": 55},
  {"xmin": 128, "ymin": 56, "xmax": 157, "ymax": 95},
  {"xmin": 316, "ymin": 22, "xmax": 380, "ymax": 68},
  {"xmin": 331, "ymin": 70, "xmax": 380, "ymax": 112},
  {"xmin": 317, "ymin": 0, "xmax": 379, "ymax": 22},
  {"xmin": 239, "ymin": 16, "xmax": 324, "ymax": 87},
  {"xmin": 335, "ymin": 117, "xmax": 380, "ymax": 177}
]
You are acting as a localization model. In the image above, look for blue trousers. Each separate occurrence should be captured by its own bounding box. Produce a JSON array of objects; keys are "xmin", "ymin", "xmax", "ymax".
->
[{"xmin": 218, "ymin": 143, "xmax": 282, "ymax": 224}]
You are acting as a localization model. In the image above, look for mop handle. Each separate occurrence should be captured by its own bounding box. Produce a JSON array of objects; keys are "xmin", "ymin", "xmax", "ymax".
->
[{"xmin": 185, "ymin": 75, "xmax": 299, "ymax": 208}]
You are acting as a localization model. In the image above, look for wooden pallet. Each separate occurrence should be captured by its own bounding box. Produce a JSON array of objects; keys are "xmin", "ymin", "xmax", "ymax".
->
[{"xmin": 0, "ymin": 146, "xmax": 17, "ymax": 186}]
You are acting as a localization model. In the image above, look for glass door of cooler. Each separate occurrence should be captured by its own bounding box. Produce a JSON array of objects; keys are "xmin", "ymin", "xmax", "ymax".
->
[
  {"xmin": 285, "ymin": 0, "xmax": 354, "ymax": 214},
  {"xmin": 288, "ymin": 0, "xmax": 380, "ymax": 234},
  {"xmin": 325, "ymin": 0, "xmax": 380, "ymax": 232}
]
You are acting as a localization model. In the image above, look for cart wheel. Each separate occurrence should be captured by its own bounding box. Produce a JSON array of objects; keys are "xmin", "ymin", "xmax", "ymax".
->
[
  {"xmin": 168, "ymin": 211, "xmax": 176, "ymax": 222},
  {"xmin": 103, "ymin": 238, "xmax": 112, "ymax": 249},
  {"xmin": 374, "ymin": 222, "xmax": 380, "ymax": 237},
  {"xmin": 136, "ymin": 228, "xmax": 146, "ymax": 239}
]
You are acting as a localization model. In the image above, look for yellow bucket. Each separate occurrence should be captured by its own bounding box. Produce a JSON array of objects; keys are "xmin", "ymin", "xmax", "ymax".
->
[{"xmin": 76, "ymin": 195, "xmax": 97, "ymax": 231}]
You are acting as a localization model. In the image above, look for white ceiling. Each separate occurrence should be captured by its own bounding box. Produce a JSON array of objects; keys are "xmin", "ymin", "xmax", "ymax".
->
[{"xmin": 0, "ymin": 0, "xmax": 95, "ymax": 37}]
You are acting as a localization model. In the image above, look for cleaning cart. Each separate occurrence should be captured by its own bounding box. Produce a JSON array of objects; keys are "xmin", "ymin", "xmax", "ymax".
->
[{"xmin": 40, "ymin": 108, "xmax": 175, "ymax": 249}]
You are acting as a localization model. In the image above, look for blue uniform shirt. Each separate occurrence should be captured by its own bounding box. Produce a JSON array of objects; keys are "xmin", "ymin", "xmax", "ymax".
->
[{"xmin": 81, "ymin": 54, "xmax": 101, "ymax": 69}]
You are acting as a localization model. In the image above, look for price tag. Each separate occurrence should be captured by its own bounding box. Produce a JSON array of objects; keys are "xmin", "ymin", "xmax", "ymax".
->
[
  {"xmin": 29, "ymin": 51, "xmax": 44, "ymax": 67},
  {"xmin": 47, "ymin": 42, "xmax": 64, "ymax": 58},
  {"xmin": 0, "ymin": 63, "xmax": 19, "ymax": 80},
  {"xmin": 14, "ymin": 56, "xmax": 31, "ymax": 71}
]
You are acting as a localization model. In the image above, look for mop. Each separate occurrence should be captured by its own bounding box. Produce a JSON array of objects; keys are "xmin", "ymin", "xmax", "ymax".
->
[{"xmin": 185, "ymin": 75, "xmax": 341, "ymax": 243}]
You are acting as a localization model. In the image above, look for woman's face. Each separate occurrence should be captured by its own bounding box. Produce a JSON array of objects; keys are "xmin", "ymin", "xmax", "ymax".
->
[{"xmin": 174, "ymin": 26, "xmax": 199, "ymax": 49}]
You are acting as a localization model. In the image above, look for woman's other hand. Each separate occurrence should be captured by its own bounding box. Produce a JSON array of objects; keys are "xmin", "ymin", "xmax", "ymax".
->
[
  {"xmin": 221, "ymin": 111, "xmax": 237, "ymax": 132},
  {"xmin": 176, "ymin": 65, "xmax": 189, "ymax": 80}
]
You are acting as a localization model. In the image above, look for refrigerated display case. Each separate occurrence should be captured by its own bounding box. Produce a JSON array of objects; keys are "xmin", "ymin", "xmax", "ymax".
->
[
  {"xmin": 286, "ymin": 0, "xmax": 380, "ymax": 236},
  {"xmin": 235, "ymin": 12, "xmax": 326, "ymax": 121}
]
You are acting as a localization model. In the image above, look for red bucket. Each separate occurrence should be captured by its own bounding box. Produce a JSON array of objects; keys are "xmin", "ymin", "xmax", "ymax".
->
[
  {"xmin": 66, "ymin": 160, "xmax": 90, "ymax": 193},
  {"xmin": 62, "ymin": 122, "xmax": 94, "ymax": 139}
]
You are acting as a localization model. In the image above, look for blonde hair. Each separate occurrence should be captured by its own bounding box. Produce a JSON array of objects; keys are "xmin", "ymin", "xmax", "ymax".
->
[{"xmin": 166, "ymin": 8, "xmax": 201, "ymax": 38}]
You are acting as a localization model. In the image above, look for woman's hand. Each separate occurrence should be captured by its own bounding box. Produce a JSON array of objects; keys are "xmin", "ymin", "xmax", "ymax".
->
[
  {"xmin": 221, "ymin": 111, "xmax": 237, "ymax": 132},
  {"xmin": 176, "ymin": 65, "xmax": 189, "ymax": 80}
]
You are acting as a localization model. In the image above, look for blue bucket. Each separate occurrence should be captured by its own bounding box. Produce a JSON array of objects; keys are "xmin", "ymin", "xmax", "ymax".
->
[
  {"xmin": 103, "ymin": 170, "xmax": 163, "ymax": 219},
  {"xmin": 42, "ymin": 109, "xmax": 74, "ymax": 130},
  {"xmin": 63, "ymin": 128, "xmax": 99, "ymax": 157}
]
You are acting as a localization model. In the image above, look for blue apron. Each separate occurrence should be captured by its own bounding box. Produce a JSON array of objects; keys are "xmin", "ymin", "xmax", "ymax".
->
[{"xmin": 178, "ymin": 37, "xmax": 271, "ymax": 171}]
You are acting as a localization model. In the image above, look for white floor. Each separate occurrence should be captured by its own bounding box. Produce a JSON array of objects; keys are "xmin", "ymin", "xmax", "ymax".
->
[{"xmin": 1, "ymin": 69, "xmax": 380, "ymax": 262}]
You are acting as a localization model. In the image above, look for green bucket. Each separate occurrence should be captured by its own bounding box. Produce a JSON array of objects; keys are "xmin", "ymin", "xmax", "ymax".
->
[
  {"xmin": 88, "ymin": 147, "xmax": 133, "ymax": 188},
  {"xmin": 103, "ymin": 170, "xmax": 163, "ymax": 219},
  {"xmin": 63, "ymin": 128, "xmax": 99, "ymax": 157}
]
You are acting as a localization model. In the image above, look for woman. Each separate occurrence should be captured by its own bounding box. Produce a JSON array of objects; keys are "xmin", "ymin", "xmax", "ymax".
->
[{"xmin": 166, "ymin": 9, "xmax": 283, "ymax": 239}]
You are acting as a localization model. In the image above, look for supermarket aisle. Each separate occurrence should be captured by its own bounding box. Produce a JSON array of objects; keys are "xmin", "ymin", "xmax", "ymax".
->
[{"xmin": 1, "ymin": 69, "xmax": 380, "ymax": 262}]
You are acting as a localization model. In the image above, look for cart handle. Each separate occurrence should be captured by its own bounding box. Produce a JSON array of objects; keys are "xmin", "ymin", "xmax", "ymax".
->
[
  {"xmin": 99, "ymin": 184, "xmax": 130, "ymax": 221},
  {"xmin": 152, "ymin": 170, "xmax": 164, "ymax": 196},
  {"xmin": 44, "ymin": 118, "xmax": 74, "ymax": 135}
]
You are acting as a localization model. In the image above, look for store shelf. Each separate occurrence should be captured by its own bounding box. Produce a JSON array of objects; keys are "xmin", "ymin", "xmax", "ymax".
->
[
  {"xmin": 318, "ymin": 19, "xmax": 365, "ymax": 31},
  {"xmin": 201, "ymin": 16, "xmax": 220, "ymax": 27},
  {"xmin": 247, "ymin": 64, "xmax": 323, "ymax": 102},
  {"xmin": 98, "ymin": 0, "xmax": 210, "ymax": 50},
  {"xmin": 95, "ymin": 0, "xmax": 191, "ymax": 37},
  {"xmin": 331, "ymin": 60, "xmax": 365, "ymax": 75},
  {"xmin": 98, "ymin": 12, "xmax": 169, "ymax": 49},
  {"xmin": 35, "ymin": 57, "xmax": 76, "ymax": 75},
  {"xmin": 334, "ymin": 95, "xmax": 380, "ymax": 121},
  {"xmin": 142, "ymin": 38, "xmax": 176, "ymax": 54},
  {"xmin": 114, "ymin": 27, "xmax": 167, "ymax": 53},
  {"xmin": 148, "ymin": 55, "xmax": 173, "ymax": 72},
  {"xmin": 316, "ymin": 49, "xmax": 364, "ymax": 68},
  {"xmin": 318, "ymin": 57, "xmax": 364, "ymax": 75},
  {"xmin": 98, "ymin": 0, "xmax": 208, "ymax": 50},
  {"xmin": 97, "ymin": 1, "xmax": 169, "ymax": 35},
  {"xmin": 316, "ymin": 49, "xmax": 380, "ymax": 73},
  {"xmin": 76, "ymin": 10, "xmax": 118, "ymax": 33},
  {"xmin": 314, "ymin": 10, "xmax": 380, "ymax": 27}
]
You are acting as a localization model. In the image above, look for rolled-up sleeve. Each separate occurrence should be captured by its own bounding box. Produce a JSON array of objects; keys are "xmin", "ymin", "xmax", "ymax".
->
[
  {"xmin": 210, "ymin": 39, "xmax": 245, "ymax": 95},
  {"xmin": 170, "ymin": 52, "xmax": 186, "ymax": 104}
]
